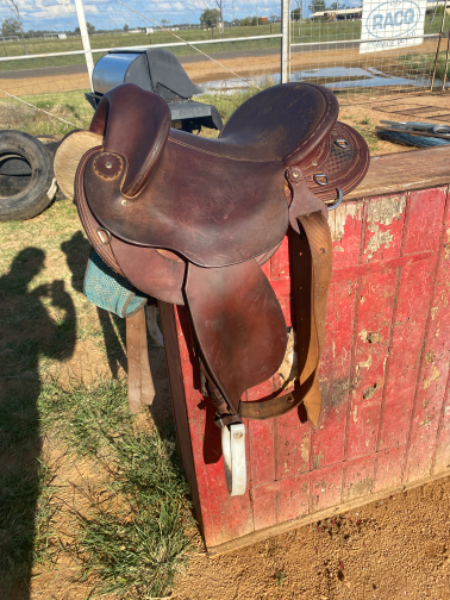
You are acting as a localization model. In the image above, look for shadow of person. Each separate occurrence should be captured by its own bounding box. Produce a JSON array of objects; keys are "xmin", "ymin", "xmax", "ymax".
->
[
  {"xmin": 61, "ymin": 231, "xmax": 126, "ymax": 379},
  {"xmin": 0, "ymin": 247, "xmax": 76, "ymax": 600}
]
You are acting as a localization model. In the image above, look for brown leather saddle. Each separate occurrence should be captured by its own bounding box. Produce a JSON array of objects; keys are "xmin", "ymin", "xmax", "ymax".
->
[{"xmin": 74, "ymin": 82, "xmax": 369, "ymax": 436}]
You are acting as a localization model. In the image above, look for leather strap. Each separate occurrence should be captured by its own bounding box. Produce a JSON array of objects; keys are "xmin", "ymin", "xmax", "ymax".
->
[
  {"xmin": 241, "ymin": 211, "xmax": 332, "ymax": 427},
  {"xmin": 126, "ymin": 307, "xmax": 155, "ymax": 413}
]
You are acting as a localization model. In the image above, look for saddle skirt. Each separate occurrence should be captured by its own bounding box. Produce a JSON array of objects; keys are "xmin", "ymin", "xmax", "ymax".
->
[{"xmin": 72, "ymin": 81, "xmax": 369, "ymax": 434}]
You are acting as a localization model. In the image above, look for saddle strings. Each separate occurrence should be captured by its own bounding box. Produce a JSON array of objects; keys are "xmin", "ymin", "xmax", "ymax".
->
[{"xmin": 114, "ymin": 0, "xmax": 263, "ymax": 91}]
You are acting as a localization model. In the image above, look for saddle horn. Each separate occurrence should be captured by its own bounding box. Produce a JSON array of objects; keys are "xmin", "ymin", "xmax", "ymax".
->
[{"xmin": 90, "ymin": 84, "xmax": 172, "ymax": 197}]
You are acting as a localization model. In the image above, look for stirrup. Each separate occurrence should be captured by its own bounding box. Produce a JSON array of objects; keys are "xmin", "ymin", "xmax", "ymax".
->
[{"xmin": 221, "ymin": 423, "xmax": 246, "ymax": 496}]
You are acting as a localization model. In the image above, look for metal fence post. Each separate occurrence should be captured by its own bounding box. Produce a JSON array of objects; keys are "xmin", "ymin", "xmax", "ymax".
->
[
  {"xmin": 74, "ymin": 0, "xmax": 94, "ymax": 91},
  {"xmin": 281, "ymin": 0, "xmax": 290, "ymax": 83}
]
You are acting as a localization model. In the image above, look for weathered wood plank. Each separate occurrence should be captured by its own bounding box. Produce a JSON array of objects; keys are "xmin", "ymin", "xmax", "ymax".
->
[
  {"xmin": 406, "ymin": 188, "xmax": 450, "ymax": 481},
  {"xmin": 347, "ymin": 146, "xmax": 450, "ymax": 200}
]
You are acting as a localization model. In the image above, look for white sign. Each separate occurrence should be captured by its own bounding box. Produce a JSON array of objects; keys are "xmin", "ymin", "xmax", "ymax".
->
[{"xmin": 360, "ymin": 0, "xmax": 428, "ymax": 54}]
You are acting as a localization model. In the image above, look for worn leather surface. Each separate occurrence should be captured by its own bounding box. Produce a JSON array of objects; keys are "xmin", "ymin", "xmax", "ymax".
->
[
  {"xmin": 90, "ymin": 84, "xmax": 171, "ymax": 196},
  {"xmin": 75, "ymin": 146, "xmax": 125, "ymax": 276},
  {"xmin": 185, "ymin": 259, "xmax": 288, "ymax": 415},
  {"xmin": 218, "ymin": 82, "xmax": 339, "ymax": 164},
  {"xmin": 73, "ymin": 82, "xmax": 369, "ymax": 426},
  {"xmin": 83, "ymin": 83, "xmax": 341, "ymax": 268},
  {"xmin": 84, "ymin": 142, "xmax": 288, "ymax": 268}
]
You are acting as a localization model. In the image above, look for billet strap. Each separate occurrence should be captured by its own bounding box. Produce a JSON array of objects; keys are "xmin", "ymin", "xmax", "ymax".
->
[
  {"xmin": 126, "ymin": 307, "xmax": 156, "ymax": 413},
  {"xmin": 240, "ymin": 211, "xmax": 332, "ymax": 427}
]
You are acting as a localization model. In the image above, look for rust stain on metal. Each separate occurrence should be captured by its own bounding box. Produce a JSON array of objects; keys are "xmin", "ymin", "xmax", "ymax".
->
[
  {"xmin": 328, "ymin": 202, "xmax": 362, "ymax": 243},
  {"xmin": 365, "ymin": 196, "xmax": 406, "ymax": 261}
]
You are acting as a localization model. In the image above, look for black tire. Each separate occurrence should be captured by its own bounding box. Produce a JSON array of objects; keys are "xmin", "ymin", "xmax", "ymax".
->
[{"xmin": 0, "ymin": 131, "xmax": 55, "ymax": 221}]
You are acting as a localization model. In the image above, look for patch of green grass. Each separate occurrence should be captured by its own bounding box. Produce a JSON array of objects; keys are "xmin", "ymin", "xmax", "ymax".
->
[
  {"xmin": 275, "ymin": 569, "xmax": 287, "ymax": 584},
  {"xmin": 39, "ymin": 380, "xmax": 194, "ymax": 599},
  {"xmin": 0, "ymin": 89, "xmax": 94, "ymax": 137},
  {"xmin": 198, "ymin": 78, "xmax": 274, "ymax": 124}
]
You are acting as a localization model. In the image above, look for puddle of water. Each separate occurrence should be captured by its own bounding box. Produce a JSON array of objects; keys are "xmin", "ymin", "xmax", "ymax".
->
[{"xmin": 199, "ymin": 65, "xmax": 433, "ymax": 94}]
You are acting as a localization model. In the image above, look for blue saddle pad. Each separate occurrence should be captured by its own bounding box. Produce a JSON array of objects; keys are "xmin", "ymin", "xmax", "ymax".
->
[{"xmin": 83, "ymin": 250, "xmax": 147, "ymax": 318}]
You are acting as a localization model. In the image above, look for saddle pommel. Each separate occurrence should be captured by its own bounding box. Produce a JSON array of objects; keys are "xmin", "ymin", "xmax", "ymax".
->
[{"xmin": 90, "ymin": 83, "xmax": 171, "ymax": 196}]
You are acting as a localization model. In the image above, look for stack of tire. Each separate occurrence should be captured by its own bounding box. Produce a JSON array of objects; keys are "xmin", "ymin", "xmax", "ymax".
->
[{"xmin": 0, "ymin": 130, "xmax": 57, "ymax": 222}]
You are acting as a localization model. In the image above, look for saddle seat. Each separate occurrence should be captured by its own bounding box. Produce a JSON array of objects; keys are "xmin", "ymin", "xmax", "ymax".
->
[{"xmin": 85, "ymin": 82, "xmax": 340, "ymax": 268}]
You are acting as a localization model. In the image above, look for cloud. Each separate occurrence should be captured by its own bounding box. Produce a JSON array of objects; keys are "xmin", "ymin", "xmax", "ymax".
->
[{"xmin": 0, "ymin": 0, "xmax": 284, "ymax": 31}]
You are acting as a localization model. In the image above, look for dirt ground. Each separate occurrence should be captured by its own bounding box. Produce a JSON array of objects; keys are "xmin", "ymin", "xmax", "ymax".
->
[{"xmin": 173, "ymin": 478, "xmax": 450, "ymax": 600}]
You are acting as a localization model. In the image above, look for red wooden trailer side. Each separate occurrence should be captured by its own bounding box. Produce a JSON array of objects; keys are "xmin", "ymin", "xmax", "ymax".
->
[{"xmin": 159, "ymin": 147, "xmax": 450, "ymax": 554}]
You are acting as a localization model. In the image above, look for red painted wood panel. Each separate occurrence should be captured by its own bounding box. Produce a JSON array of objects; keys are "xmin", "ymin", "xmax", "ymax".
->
[
  {"xmin": 406, "ymin": 189, "xmax": 450, "ymax": 482},
  {"xmin": 161, "ymin": 184, "xmax": 450, "ymax": 551}
]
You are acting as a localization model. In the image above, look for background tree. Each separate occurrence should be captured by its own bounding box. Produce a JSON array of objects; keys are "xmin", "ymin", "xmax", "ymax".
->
[
  {"xmin": 308, "ymin": 0, "xmax": 326, "ymax": 16},
  {"xmin": 200, "ymin": 8, "xmax": 220, "ymax": 29},
  {"xmin": 2, "ymin": 0, "xmax": 27, "ymax": 55},
  {"xmin": 160, "ymin": 18, "xmax": 169, "ymax": 28},
  {"xmin": 123, "ymin": 23, "xmax": 129, "ymax": 32},
  {"xmin": 1, "ymin": 17, "xmax": 18, "ymax": 36},
  {"xmin": 86, "ymin": 21, "xmax": 95, "ymax": 34}
]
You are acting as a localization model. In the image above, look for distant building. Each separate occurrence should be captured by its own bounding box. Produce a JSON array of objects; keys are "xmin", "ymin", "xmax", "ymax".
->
[
  {"xmin": 58, "ymin": 33, "xmax": 67, "ymax": 39},
  {"xmin": 311, "ymin": 7, "xmax": 362, "ymax": 20}
]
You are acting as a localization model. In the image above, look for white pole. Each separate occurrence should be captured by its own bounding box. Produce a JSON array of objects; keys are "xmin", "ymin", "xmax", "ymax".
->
[
  {"xmin": 74, "ymin": 0, "xmax": 94, "ymax": 90},
  {"xmin": 281, "ymin": 0, "xmax": 289, "ymax": 83}
]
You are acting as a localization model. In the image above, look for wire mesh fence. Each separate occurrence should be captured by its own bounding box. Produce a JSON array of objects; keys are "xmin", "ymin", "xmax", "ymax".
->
[
  {"xmin": 0, "ymin": 0, "xmax": 446, "ymax": 137},
  {"xmin": 290, "ymin": 1, "xmax": 448, "ymax": 104}
]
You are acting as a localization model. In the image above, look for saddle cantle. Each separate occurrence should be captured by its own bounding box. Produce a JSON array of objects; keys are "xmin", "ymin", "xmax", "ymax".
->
[{"xmin": 69, "ymin": 81, "xmax": 369, "ymax": 494}]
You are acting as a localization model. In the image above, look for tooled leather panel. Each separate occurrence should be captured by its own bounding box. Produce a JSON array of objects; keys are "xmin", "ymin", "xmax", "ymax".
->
[
  {"xmin": 84, "ymin": 136, "xmax": 289, "ymax": 269},
  {"xmin": 219, "ymin": 82, "xmax": 339, "ymax": 165},
  {"xmin": 89, "ymin": 84, "xmax": 171, "ymax": 197},
  {"xmin": 300, "ymin": 122, "xmax": 370, "ymax": 203}
]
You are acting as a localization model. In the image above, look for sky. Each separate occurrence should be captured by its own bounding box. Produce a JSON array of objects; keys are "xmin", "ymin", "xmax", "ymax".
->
[{"xmin": 0, "ymin": 0, "xmax": 365, "ymax": 33}]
